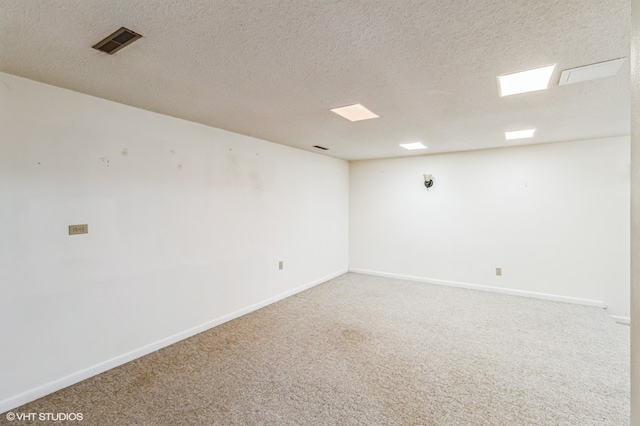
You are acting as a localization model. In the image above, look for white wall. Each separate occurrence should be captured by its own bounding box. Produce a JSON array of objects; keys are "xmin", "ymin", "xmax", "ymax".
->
[
  {"xmin": 350, "ymin": 137, "xmax": 630, "ymax": 317},
  {"xmin": 630, "ymin": 0, "xmax": 639, "ymax": 420},
  {"xmin": 0, "ymin": 72, "xmax": 349, "ymax": 410}
]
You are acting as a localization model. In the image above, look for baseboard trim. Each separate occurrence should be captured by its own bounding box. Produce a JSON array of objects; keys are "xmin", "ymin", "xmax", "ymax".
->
[
  {"xmin": 0, "ymin": 268, "xmax": 347, "ymax": 414},
  {"xmin": 348, "ymin": 268, "xmax": 608, "ymax": 309},
  {"xmin": 609, "ymin": 315, "xmax": 631, "ymax": 324}
]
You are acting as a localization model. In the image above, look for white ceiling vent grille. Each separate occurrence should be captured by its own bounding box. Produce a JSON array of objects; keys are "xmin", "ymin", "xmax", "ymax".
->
[
  {"xmin": 558, "ymin": 58, "xmax": 626, "ymax": 86},
  {"xmin": 92, "ymin": 27, "xmax": 142, "ymax": 54}
]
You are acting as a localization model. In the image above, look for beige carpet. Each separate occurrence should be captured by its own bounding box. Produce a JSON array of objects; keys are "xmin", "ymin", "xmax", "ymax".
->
[{"xmin": 1, "ymin": 273, "xmax": 629, "ymax": 425}]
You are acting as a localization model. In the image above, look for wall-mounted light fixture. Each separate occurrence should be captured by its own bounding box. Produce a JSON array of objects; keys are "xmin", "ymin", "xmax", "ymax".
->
[{"xmin": 424, "ymin": 174, "xmax": 434, "ymax": 189}]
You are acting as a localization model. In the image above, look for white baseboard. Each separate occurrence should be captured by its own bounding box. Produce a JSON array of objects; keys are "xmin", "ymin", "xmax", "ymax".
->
[
  {"xmin": 609, "ymin": 315, "xmax": 631, "ymax": 324},
  {"xmin": 0, "ymin": 268, "xmax": 347, "ymax": 414},
  {"xmin": 348, "ymin": 268, "xmax": 608, "ymax": 309}
]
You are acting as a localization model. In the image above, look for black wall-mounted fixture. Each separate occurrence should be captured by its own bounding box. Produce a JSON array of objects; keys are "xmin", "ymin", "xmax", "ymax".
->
[{"xmin": 424, "ymin": 174, "xmax": 434, "ymax": 189}]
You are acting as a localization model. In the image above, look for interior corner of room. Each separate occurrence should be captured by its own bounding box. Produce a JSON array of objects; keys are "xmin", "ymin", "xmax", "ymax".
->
[{"xmin": 0, "ymin": 69, "xmax": 630, "ymax": 414}]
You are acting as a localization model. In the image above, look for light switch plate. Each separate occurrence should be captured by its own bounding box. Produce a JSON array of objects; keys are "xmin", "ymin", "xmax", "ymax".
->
[{"xmin": 69, "ymin": 224, "xmax": 88, "ymax": 235}]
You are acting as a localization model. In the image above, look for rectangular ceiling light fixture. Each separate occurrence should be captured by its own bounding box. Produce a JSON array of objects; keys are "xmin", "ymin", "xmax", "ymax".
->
[
  {"xmin": 558, "ymin": 57, "xmax": 626, "ymax": 86},
  {"xmin": 330, "ymin": 103, "xmax": 379, "ymax": 122},
  {"xmin": 505, "ymin": 129, "xmax": 535, "ymax": 140},
  {"xmin": 497, "ymin": 65, "xmax": 555, "ymax": 97},
  {"xmin": 400, "ymin": 142, "xmax": 428, "ymax": 150},
  {"xmin": 92, "ymin": 27, "xmax": 142, "ymax": 54}
]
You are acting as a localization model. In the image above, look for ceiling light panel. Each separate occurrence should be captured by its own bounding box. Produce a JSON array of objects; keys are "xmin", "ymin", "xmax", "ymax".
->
[
  {"xmin": 497, "ymin": 65, "xmax": 555, "ymax": 97},
  {"xmin": 330, "ymin": 104, "xmax": 379, "ymax": 122},
  {"xmin": 400, "ymin": 142, "xmax": 428, "ymax": 150},
  {"xmin": 558, "ymin": 58, "xmax": 626, "ymax": 86},
  {"xmin": 505, "ymin": 129, "xmax": 535, "ymax": 140}
]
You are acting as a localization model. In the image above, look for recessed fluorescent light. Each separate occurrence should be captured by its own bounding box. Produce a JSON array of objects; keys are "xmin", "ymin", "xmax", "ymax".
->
[
  {"xmin": 400, "ymin": 142, "xmax": 428, "ymax": 150},
  {"xmin": 505, "ymin": 129, "xmax": 535, "ymax": 140},
  {"xmin": 330, "ymin": 103, "xmax": 379, "ymax": 122},
  {"xmin": 558, "ymin": 57, "xmax": 626, "ymax": 86},
  {"xmin": 497, "ymin": 65, "xmax": 555, "ymax": 97}
]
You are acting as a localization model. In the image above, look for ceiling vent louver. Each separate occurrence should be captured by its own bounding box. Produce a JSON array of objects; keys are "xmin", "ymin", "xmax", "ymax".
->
[{"xmin": 92, "ymin": 27, "xmax": 142, "ymax": 54}]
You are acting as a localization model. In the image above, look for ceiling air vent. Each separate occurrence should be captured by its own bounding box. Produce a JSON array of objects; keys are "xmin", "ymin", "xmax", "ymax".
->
[
  {"xmin": 92, "ymin": 27, "xmax": 142, "ymax": 54},
  {"xmin": 558, "ymin": 58, "xmax": 626, "ymax": 86},
  {"xmin": 313, "ymin": 145, "xmax": 329, "ymax": 150}
]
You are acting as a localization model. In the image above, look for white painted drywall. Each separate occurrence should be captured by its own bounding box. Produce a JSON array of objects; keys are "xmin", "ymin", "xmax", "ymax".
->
[
  {"xmin": 630, "ymin": 0, "xmax": 639, "ymax": 420},
  {"xmin": 350, "ymin": 138, "xmax": 630, "ymax": 317},
  {"xmin": 0, "ymin": 72, "xmax": 349, "ymax": 409}
]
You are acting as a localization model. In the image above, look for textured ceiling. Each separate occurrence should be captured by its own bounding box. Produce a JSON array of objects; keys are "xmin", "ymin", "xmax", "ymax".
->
[{"xmin": 0, "ymin": 0, "xmax": 630, "ymax": 160}]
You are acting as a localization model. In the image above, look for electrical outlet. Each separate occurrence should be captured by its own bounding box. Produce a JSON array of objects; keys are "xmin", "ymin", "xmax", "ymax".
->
[
  {"xmin": 279, "ymin": 261, "xmax": 284, "ymax": 270},
  {"xmin": 496, "ymin": 267, "xmax": 502, "ymax": 276},
  {"xmin": 69, "ymin": 224, "xmax": 88, "ymax": 235}
]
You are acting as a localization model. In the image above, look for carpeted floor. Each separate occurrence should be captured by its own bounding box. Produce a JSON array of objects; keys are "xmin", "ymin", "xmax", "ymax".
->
[{"xmin": 1, "ymin": 273, "xmax": 630, "ymax": 425}]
